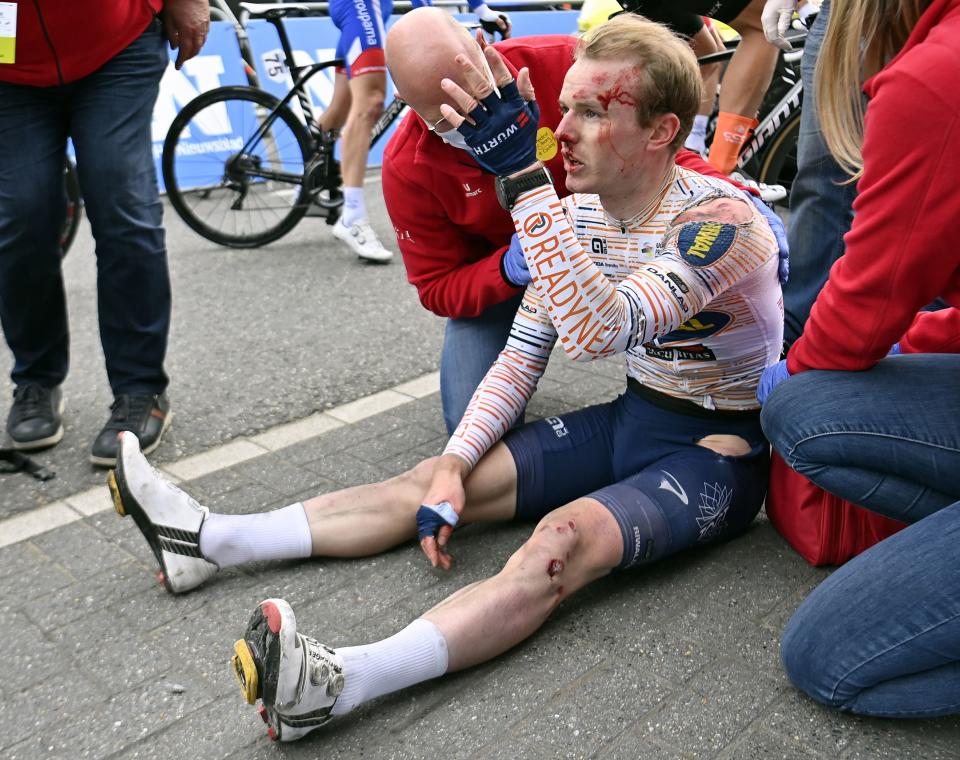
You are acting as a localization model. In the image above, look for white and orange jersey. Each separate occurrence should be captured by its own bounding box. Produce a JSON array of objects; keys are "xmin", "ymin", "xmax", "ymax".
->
[{"xmin": 445, "ymin": 166, "xmax": 784, "ymax": 468}]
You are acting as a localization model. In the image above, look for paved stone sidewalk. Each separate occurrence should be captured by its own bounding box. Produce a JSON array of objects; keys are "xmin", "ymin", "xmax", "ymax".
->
[{"xmin": 4, "ymin": 355, "xmax": 960, "ymax": 760}]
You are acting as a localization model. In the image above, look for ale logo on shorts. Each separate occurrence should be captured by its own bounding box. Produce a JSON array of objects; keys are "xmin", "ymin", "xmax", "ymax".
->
[
  {"xmin": 677, "ymin": 221, "xmax": 736, "ymax": 267},
  {"xmin": 536, "ymin": 127, "xmax": 559, "ymax": 161},
  {"xmin": 523, "ymin": 212, "xmax": 552, "ymax": 237}
]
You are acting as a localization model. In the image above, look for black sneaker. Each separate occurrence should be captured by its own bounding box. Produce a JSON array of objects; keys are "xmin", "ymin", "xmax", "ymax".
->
[
  {"xmin": 6, "ymin": 384, "xmax": 64, "ymax": 450},
  {"xmin": 90, "ymin": 393, "xmax": 171, "ymax": 467}
]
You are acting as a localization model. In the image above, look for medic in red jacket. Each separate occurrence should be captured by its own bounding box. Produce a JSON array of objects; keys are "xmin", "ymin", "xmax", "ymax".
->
[{"xmin": 382, "ymin": 34, "xmax": 747, "ymax": 320}]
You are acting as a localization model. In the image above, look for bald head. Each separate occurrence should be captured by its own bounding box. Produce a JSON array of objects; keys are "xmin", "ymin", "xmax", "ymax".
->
[{"xmin": 386, "ymin": 7, "xmax": 486, "ymax": 122}]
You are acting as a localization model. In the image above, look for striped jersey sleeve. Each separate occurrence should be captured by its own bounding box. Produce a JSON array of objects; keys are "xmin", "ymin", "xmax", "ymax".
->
[{"xmin": 443, "ymin": 286, "xmax": 557, "ymax": 467}]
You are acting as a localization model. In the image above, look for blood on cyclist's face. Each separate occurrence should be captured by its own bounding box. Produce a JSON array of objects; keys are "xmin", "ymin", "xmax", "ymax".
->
[{"xmin": 555, "ymin": 57, "xmax": 654, "ymax": 195}]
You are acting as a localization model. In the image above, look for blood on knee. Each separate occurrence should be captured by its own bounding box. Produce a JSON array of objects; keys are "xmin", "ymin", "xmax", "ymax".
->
[
  {"xmin": 547, "ymin": 558, "xmax": 564, "ymax": 577},
  {"xmin": 696, "ymin": 434, "xmax": 751, "ymax": 457}
]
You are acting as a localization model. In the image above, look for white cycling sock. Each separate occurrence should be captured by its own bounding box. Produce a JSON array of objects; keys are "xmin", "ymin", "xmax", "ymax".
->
[
  {"xmin": 341, "ymin": 186, "xmax": 367, "ymax": 228},
  {"xmin": 330, "ymin": 619, "xmax": 449, "ymax": 715},
  {"xmin": 685, "ymin": 114, "xmax": 709, "ymax": 155},
  {"xmin": 198, "ymin": 503, "xmax": 312, "ymax": 568}
]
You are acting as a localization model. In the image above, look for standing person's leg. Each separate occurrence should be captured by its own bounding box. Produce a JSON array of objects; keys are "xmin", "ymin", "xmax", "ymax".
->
[
  {"xmin": 329, "ymin": 0, "xmax": 393, "ymax": 262},
  {"xmin": 708, "ymin": 0, "xmax": 780, "ymax": 173},
  {"xmin": 69, "ymin": 16, "xmax": 173, "ymax": 466},
  {"xmin": 781, "ymin": 499, "xmax": 960, "ymax": 717},
  {"xmin": 687, "ymin": 23, "xmax": 724, "ymax": 155},
  {"xmin": 761, "ymin": 354, "xmax": 960, "ymax": 524},
  {"xmin": 0, "ymin": 83, "xmax": 69, "ymax": 448},
  {"xmin": 782, "ymin": 0, "xmax": 856, "ymax": 345},
  {"xmin": 439, "ymin": 292, "xmax": 524, "ymax": 435}
]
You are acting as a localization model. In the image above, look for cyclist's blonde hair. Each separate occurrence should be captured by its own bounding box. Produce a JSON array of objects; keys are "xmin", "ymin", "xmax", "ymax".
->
[
  {"xmin": 576, "ymin": 14, "xmax": 701, "ymax": 151},
  {"xmin": 818, "ymin": 0, "xmax": 933, "ymax": 178}
]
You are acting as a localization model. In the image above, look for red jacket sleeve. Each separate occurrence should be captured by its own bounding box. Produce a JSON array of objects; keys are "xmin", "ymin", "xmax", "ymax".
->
[
  {"xmin": 788, "ymin": 70, "xmax": 960, "ymax": 373},
  {"xmin": 900, "ymin": 308, "xmax": 960, "ymax": 353},
  {"xmin": 381, "ymin": 135, "xmax": 519, "ymax": 319}
]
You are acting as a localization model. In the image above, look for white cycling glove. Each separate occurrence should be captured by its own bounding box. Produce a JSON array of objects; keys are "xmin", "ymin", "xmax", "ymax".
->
[{"xmin": 762, "ymin": 0, "xmax": 799, "ymax": 50}]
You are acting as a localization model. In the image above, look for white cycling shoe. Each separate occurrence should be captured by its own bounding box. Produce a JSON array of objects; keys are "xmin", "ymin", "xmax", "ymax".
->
[
  {"xmin": 108, "ymin": 431, "xmax": 218, "ymax": 594},
  {"xmin": 232, "ymin": 598, "xmax": 345, "ymax": 742},
  {"xmin": 332, "ymin": 218, "xmax": 394, "ymax": 263}
]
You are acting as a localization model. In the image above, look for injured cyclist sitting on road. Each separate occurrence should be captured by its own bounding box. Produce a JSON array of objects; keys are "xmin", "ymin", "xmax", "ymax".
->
[{"xmin": 109, "ymin": 14, "xmax": 783, "ymax": 743}]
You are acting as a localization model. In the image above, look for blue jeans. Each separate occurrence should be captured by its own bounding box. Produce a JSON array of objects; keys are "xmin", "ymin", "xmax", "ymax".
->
[
  {"xmin": 782, "ymin": 0, "xmax": 857, "ymax": 346},
  {"xmin": 0, "ymin": 17, "xmax": 170, "ymax": 395},
  {"xmin": 440, "ymin": 293, "xmax": 523, "ymax": 435},
  {"xmin": 761, "ymin": 354, "xmax": 960, "ymax": 716}
]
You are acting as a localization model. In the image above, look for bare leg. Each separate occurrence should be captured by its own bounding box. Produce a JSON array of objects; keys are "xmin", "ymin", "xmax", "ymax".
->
[
  {"xmin": 423, "ymin": 498, "xmax": 623, "ymax": 670},
  {"xmin": 339, "ymin": 71, "xmax": 386, "ymax": 189},
  {"xmin": 721, "ymin": 2, "xmax": 780, "ymax": 118},
  {"xmin": 318, "ymin": 70, "xmax": 351, "ymax": 133},
  {"xmin": 690, "ymin": 24, "xmax": 723, "ymax": 118},
  {"xmin": 303, "ymin": 442, "xmax": 519, "ymax": 557}
]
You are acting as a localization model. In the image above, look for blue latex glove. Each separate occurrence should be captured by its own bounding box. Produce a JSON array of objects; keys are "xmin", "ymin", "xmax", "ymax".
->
[
  {"xmin": 416, "ymin": 501, "xmax": 459, "ymax": 541},
  {"xmin": 748, "ymin": 194, "xmax": 790, "ymax": 284},
  {"xmin": 456, "ymin": 80, "xmax": 540, "ymax": 176},
  {"xmin": 888, "ymin": 342, "xmax": 902, "ymax": 355},
  {"xmin": 757, "ymin": 359, "xmax": 791, "ymax": 404},
  {"xmin": 501, "ymin": 233, "xmax": 530, "ymax": 287}
]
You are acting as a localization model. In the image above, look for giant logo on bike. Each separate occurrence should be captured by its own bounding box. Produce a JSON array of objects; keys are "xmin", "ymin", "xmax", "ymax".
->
[
  {"xmin": 658, "ymin": 311, "xmax": 732, "ymax": 343},
  {"xmin": 677, "ymin": 222, "xmax": 736, "ymax": 267}
]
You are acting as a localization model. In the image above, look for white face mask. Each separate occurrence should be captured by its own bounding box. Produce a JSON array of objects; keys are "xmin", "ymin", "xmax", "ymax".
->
[
  {"xmin": 428, "ymin": 49, "xmax": 501, "ymax": 152},
  {"xmin": 436, "ymin": 128, "xmax": 471, "ymax": 150}
]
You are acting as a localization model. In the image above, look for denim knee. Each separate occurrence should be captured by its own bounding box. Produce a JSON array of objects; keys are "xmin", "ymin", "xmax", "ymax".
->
[
  {"xmin": 759, "ymin": 374, "xmax": 812, "ymax": 460},
  {"xmin": 781, "ymin": 604, "xmax": 849, "ymax": 710}
]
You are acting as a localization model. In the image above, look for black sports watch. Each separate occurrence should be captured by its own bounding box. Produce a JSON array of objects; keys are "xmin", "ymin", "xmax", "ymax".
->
[{"xmin": 495, "ymin": 165, "xmax": 553, "ymax": 210}]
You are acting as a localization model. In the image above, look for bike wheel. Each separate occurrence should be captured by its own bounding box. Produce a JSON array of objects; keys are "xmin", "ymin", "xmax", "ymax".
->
[
  {"xmin": 162, "ymin": 86, "xmax": 312, "ymax": 248},
  {"xmin": 753, "ymin": 110, "xmax": 801, "ymax": 209},
  {"xmin": 60, "ymin": 158, "xmax": 83, "ymax": 257}
]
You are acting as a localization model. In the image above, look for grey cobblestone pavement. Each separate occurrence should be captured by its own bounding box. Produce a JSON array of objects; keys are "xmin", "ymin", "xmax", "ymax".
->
[{"xmin": 4, "ymin": 195, "xmax": 960, "ymax": 759}]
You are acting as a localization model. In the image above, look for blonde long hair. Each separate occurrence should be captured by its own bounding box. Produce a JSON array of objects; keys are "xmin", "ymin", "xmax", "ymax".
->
[{"xmin": 817, "ymin": 0, "xmax": 933, "ymax": 178}]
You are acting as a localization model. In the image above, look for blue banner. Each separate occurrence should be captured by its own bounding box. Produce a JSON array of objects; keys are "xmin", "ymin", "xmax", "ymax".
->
[{"xmin": 151, "ymin": 10, "xmax": 580, "ymax": 191}]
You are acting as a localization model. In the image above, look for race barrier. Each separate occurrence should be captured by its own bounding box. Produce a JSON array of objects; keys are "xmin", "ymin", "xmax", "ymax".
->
[{"xmin": 149, "ymin": 10, "xmax": 580, "ymax": 191}]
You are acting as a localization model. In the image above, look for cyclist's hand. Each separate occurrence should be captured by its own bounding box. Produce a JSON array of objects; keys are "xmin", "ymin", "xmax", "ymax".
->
[
  {"xmin": 418, "ymin": 456, "xmax": 469, "ymax": 571},
  {"xmin": 440, "ymin": 47, "xmax": 539, "ymax": 176},
  {"xmin": 474, "ymin": 3, "xmax": 511, "ymax": 39},
  {"xmin": 163, "ymin": 0, "xmax": 211, "ymax": 69},
  {"xmin": 761, "ymin": 0, "xmax": 798, "ymax": 51}
]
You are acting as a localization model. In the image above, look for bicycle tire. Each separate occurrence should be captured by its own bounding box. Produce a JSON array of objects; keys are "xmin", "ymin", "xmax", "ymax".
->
[
  {"xmin": 752, "ymin": 110, "xmax": 801, "ymax": 208},
  {"xmin": 60, "ymin": 158, "xmax": 83, "ymax": 257},
  {"xmin": 162, "ymin": 86, "xmax": 312, "ymax": 248}
]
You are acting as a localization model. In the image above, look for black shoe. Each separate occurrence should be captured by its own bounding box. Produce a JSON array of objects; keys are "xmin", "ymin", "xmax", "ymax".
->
[
  {"xmin": 6, "ymin": 384, "xmax": 64, "ymax": 450},
  {"xmin": 90, "ymin": 393, "xmax": 171, "ymax": 467}
]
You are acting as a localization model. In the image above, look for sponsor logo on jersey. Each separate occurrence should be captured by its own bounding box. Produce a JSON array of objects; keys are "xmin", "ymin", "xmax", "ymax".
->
[
  {"xmin": 643, "ymin": 344, "xmax": 716, "ymax": 361},
  {"xmin": 666, "ymin": 271, "xmax": 689, "ymax": 294},
  {"xmin": 644, "ymin": 267, "xmax": 690, "ymax": 313},
  {"xmin": 523, "ymin": 212, "xmax": 552, "ymax": 237},
  {"xmin": 677, "ymin": 221, "xmax": 736, "ymax": 266},
  {"xmin": 545, "ymin": 416, "xmax": 568, "ymax": 438},
  {"xmin": 591, "ymin": 237, "xmax": 607, "ymax": 256},
  {"xmin": 659, "ymin": 311, "xmax": 732, "ymax": 343}
]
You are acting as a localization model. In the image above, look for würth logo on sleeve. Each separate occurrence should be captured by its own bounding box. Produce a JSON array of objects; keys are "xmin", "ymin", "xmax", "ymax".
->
[{"xmin": 522, "ymin": 212, "xmax": 552, "ymax": 237}]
